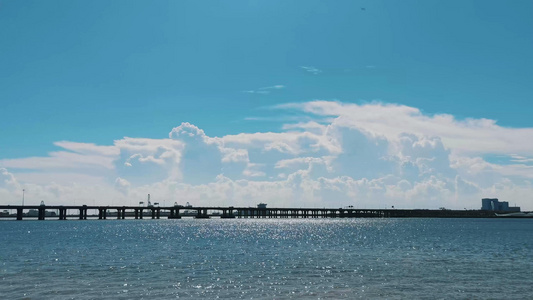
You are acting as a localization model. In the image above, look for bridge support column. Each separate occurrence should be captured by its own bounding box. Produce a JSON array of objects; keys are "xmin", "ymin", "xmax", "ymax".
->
[
  {"xmin": 98, "ymin": 208, "xmax": 107, "ymax": 220},
  {"xmin": 17, "ymin": 208, "xmax": 23, "ymax": 220},
  {"xmin": 38, "ymin": 208, "xmax": 45, "ymax": 220},
  {"xmin": 168, "ymin": 208, "xmax": 181, "ymax": 219},
  {"xmin": 221, "ymin": 209, "xmax": 235, "ymax": 218},
  {"xmin": 59, "ymin": 208, "xmax": 67, "ymax": 220},
  {"xmin": 195, "ymin": 209, "xmax": 209, "ymax": 219}
]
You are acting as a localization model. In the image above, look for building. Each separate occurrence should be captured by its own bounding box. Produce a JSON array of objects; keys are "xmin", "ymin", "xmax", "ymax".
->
[{"xmin": 481, "ymin": 198, "xmax": 520, "ymax": 212}]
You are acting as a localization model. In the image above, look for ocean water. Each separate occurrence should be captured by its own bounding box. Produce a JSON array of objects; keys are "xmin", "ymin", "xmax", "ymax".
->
[{"xmin": 1, "ymin": 218, "xmax": 532, "ymax": 299}]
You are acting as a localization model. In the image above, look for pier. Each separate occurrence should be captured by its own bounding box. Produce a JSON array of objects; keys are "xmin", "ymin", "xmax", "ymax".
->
[{"xmin": 0, "ymin": 205, "xmax": 498, "ymax": 220}]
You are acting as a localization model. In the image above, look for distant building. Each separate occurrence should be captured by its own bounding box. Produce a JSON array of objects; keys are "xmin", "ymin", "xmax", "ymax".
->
[{"xmin": 481, "ymin": 198, "xmax": 520, "ymax": 212}]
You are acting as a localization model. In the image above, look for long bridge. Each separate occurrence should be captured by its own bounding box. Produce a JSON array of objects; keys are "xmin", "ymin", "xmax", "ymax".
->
[{"xmin": 0, "ymin": 205, "xmax": 497, "ymax": 220}]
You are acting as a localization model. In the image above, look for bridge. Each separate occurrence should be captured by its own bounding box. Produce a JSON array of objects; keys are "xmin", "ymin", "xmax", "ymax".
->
[{"xmin": 0, "ymin": 205, "xmax": 496, "ymax": 220}]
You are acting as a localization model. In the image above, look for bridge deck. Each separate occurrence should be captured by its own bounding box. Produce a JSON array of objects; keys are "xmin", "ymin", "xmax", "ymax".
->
[{"xmin": 0, "ymin": 205, "xmax": 497, "ymax": 220}]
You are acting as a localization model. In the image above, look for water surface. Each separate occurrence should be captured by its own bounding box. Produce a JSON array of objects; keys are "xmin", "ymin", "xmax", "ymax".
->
[{"xmin": 1, "ymin": 218, "xmax": 532, "ymax": 299}]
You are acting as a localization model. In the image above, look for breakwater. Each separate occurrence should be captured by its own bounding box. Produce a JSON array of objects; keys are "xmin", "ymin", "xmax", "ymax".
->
[{"xmin": 0, "ymin": 205, "xmax": 497, "ymax": 220}]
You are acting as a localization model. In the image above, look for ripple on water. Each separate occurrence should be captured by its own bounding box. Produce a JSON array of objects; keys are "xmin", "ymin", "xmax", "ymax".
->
[{"xmin": 1, "ymin": 218, "xmax": 533, "ymax": 299}]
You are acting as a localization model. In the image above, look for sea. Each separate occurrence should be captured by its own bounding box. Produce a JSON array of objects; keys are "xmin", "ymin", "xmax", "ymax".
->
[{"xmin": 1, "ymin": 218, "xmax": 532, "ymax": 299}]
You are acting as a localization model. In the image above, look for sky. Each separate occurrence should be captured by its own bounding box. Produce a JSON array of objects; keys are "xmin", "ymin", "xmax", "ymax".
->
[{"xmin": 1, "ymin": 0, "xmax": 532, "ymax": 210}]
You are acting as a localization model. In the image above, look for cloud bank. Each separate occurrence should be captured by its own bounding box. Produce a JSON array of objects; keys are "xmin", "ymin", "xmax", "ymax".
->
[{"xmin": 1, "ymin": 101, "xmax": 532, "ymax": 210}]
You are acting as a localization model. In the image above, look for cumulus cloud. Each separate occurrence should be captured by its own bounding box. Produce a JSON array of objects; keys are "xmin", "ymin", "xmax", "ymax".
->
[
  {"xmin": 0, "ymin": 168, "xmax": 19, "ymax": 190},
  {"xmin": 281, "ymin": 101, "xmax": 533, "ymax": 156},
  {"xmin": 1, "ymin": 101, "xmax": 533, "ymax": 210},
  {"xmin": 114, "ymin": 177, "xmax": 131, "ymax": 194}
]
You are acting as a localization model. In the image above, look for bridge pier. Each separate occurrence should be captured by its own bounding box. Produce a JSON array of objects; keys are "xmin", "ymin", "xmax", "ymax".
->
[
  {"xmin": 98, "ymin": 208, "xmax": 107, "ymax": 220},
  {"xmin": 168, "ymin": 208, "xmax": 181, "ymax": 219},
  {"xmin": 16, "ymin": 208, "xmax": 23, "ymax": 220},
  {"xmin": 221, "ymin": 209, "xmax": 235, "ymax": 218},
  {"xmin": 79, "ymin": 208, "xmax": 85, "ymax": 220},
  {"xmin": 59, "ymin": 208, "xmax": 67, "ymax": 220},
  {"xmin": 195, "ymin": 209, "xmax": 209, "ymax": 219}
]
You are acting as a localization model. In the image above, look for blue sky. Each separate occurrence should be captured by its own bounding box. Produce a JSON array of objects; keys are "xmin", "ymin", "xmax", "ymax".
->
[{"xmin": 1, "ymin": 1, "xmax": 532, "ymax": 209}]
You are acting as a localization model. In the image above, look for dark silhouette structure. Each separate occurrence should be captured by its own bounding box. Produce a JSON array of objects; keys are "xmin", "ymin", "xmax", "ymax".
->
[{"xmin": 0, "ymin": 204, "xmax": 499, "ymax": 221}]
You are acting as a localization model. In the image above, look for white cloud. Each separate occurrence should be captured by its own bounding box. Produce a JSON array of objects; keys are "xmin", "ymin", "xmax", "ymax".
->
[
  {"xmin": 300, "ymin": 66, "xmax": 322, "ymax": 75},
  {"xmin": 0, "ymin": 168, "xmax": 19, "ymax": 190},
  {"xmin": 242, "ymin": 90, "xmax": 270, "ymax": 94},
  {"xmin": 0, "ymin": 151, "xmax": 117, "ymax": 171},
  {"xmin": 2, "ymin": 101, "xmax": 533, "ymax": 210},
  {"xmin": 259, "ymin": 85, "xmax": 285, "ymax": 90},
  {"xmin": 281, "ymin": 101, "xmax": 533, "ymax": 156},
  {"xmin": 54, "ymin": 141, "xmax": 120, "ymax": 156},
  {"xmin": 114, "ymin": 177, "xmax": 131, "ymax": 194},
  {"xmin": 242, "ymin": 84, "xmax": 285, "ymax": 95},
  {"xmin": 510, "ymin": 155, "xmax": 533, "ymax": 163}
]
